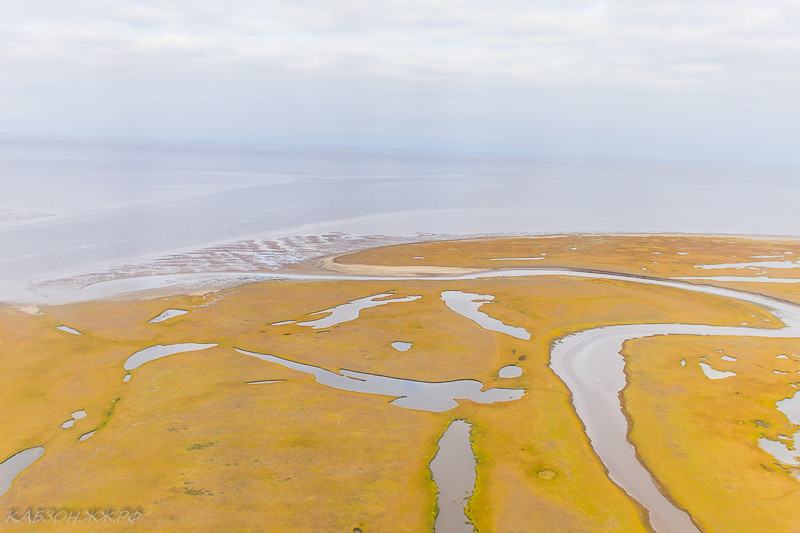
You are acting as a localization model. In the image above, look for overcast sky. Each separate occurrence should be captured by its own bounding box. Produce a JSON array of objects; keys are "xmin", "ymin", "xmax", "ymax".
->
[{"xmin": 2, "ymin": 1, "xmax": 800, "ymax": 165}]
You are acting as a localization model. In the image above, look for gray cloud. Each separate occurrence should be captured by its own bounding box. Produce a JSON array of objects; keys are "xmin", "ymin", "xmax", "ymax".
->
[{"xmin": 2, "ymin": 1, "xmax": 799, "ymax": 164}]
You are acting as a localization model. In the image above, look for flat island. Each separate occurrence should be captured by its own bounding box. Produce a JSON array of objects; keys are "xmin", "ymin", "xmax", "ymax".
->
[{"xmin": 2, "ymin": 234, "xmax": 800, "ymax": 532}]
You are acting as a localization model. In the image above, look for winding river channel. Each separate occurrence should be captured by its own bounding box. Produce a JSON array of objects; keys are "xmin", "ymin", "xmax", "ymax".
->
[{"xmin": 541, "ymin": 271, "xmax": 800, "ymax": 533}]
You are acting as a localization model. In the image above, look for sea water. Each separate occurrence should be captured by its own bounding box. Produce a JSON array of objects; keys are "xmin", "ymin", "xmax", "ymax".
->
[{"xmin": 2, "ymin": 137, "xmax": 800, "ymax": 302}]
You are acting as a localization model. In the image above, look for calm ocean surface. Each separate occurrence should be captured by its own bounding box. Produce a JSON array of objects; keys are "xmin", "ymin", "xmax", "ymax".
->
[{"xmin": 1, "ymin": 138, "xmax": 799, "ymax": 302}]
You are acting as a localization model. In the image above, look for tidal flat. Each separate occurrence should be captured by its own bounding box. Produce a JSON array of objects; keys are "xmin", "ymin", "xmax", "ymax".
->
[{"xmin": 1, "ymin": 234, "xmax": 800, "ymax": 532}]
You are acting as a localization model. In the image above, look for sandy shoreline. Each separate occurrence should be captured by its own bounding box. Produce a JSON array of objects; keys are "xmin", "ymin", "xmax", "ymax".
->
[{"xmin": 6, "ymin": 231, "xmax": 800, "ymax": 307}]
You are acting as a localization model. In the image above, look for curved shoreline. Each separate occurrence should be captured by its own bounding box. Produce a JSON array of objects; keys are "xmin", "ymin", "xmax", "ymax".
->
[{"xmin": 7, "ymin": 230, "xmax": 800, "ymax": 306}]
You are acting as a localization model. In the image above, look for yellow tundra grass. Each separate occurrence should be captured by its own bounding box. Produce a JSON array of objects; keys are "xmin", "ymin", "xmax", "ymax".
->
[{"xmin": 1, "ymin": 234, "xmax": 798, "ymax": 532}]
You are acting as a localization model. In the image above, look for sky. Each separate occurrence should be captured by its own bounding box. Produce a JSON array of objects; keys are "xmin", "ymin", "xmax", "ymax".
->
[{"xmin": 2, "ymin": 1, "xmax": 800, "ymax": 166}]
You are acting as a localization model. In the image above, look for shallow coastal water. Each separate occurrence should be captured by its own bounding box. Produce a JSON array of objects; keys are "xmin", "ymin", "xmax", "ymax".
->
[{"xmin": 4, "ymin": 139, "xmax": 800, "ymax": 304}]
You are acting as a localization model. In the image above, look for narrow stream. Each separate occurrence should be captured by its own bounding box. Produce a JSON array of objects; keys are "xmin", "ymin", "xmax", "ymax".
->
[{"xmin": 430, "ymin": 420, "xmax": 476, "ymax": 533}]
